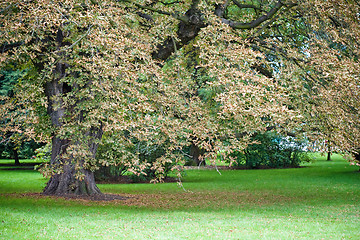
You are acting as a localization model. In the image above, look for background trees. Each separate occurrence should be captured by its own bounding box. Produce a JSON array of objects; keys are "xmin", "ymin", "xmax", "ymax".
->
[
  {"xmin": 1, "ymin": 0, "xmax": 359, "ymax": 195},
  {"xmin": 283, "ymin": 0, "xmax": 360, "ymax": 162},
  {"xmin": 0, "ymin": 66, "xmax": 44, "ymax": 164},
  {"xmin": 228, "ymin": 132, "xmax": 310, "ymax": 169}
]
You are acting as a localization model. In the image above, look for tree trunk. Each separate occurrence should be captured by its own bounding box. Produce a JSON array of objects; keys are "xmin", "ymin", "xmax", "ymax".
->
[
  {"xmin": 6, "ymin": 135, "xmax": 20, "ymax": 165},
  {"xmin": 190, "ymin": 142, "xmax": 206, "ymax": 166},
  {"xmin": 42, "ymin": 29, "xmax": 103, "ymax": 195},
  {"xmin": 327, "ymin": 151, "xmax": 331, "ymax": 161},
  {"xmin": 327, "ymin": 141, "xmax": 331, "ymax": 161},
  {"xmin": 43, "ymin": 77, "xmax": 103, "ymax": 195},
  {"xmin": 43, "ymin": 136, "xmax": 102, "ymax": 196},
  {"xmin": 355, "ymin": 151, "xmax": 360, "ymax": 172},
  {"xmin": 13, "ymin": 147, "xmax": 20, "ymax": 166}
]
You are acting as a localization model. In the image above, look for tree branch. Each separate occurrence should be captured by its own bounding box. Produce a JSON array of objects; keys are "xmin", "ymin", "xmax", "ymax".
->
[
  {"xmin": 0, "ymin": 2, "xmax": 18, "ymax": 15},
  {"xmin": 221, "ymin": 0, "xmax": 284, "ymax": 29},
  {"xmin": 159, "ymin": 0, "xmax": 181, "ymax": 5},
  {"xmin": 251, "ymin": 63, "xmax": 273, "ymax": 78},
  {"xmin": 52, "ymin": 25, "xmax": 93, "ymax": 54},
  {"xmin": 232, "ymin": 0, "xmax": 265, "ymax": 12},
  {"xmin": 252, "ymin": 2, "xmax": 298, "ymax": 37},
  {"xmin": 252, "ymin": 39, "xmax": 326, "ymax": 88},
  {"xmin": 215, "ymin": 0, "xmax": 230, "ymax": 18},
  {"xmin": 1, "ymin": 42, "xmax": 24, "ymax": 54}
]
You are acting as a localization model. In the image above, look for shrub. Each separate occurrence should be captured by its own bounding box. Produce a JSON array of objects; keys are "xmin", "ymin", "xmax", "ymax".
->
[
  {"xmin": 228, "ymin": 132, "xmax": 310, "ymax": 169},
  {"xmin": 95, "ymin": 132, "xmax": 176, "ymax": 182},
  {"xmin": 94, "ymin": 165, "xmax": 127, "ymax": 181},
  {"xmin": 34, "ymin": 143, "xmax": 51, "ymax": 162}
]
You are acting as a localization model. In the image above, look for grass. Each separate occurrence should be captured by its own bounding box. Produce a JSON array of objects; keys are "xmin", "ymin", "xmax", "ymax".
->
[{"xmin": 0, "ymin": 154, "xmax": 360, "ymax": 239}]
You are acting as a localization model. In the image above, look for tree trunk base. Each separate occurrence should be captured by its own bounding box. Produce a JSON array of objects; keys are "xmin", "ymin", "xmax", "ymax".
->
[{"xmin": 43, "ymin": 170, "xmax": 101, "ymax": 196}]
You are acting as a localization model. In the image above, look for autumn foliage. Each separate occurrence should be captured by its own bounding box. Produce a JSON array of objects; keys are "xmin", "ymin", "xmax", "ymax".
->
[{"xmin": 1, "ymin": 0, "xmax": 359, "ymax": 195}]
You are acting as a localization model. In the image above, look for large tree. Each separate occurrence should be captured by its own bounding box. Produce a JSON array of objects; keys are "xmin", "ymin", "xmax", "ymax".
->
[
  {"xmin": 1, "ymin": 0, "xmax": 359, "ymax": 195},
  {"xmin": 1, "ymin": 0, "xmax": 162, "ymax": 195}
]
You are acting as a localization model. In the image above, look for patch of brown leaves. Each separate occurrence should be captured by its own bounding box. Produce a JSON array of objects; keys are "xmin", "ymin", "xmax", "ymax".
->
[
  {"xmin": 3, "ymin": 190, "xmax": 293, "ymax": 209},
  {"xmin": 115, "ymin": 191, "xmax": 294, "ymax": 209}
]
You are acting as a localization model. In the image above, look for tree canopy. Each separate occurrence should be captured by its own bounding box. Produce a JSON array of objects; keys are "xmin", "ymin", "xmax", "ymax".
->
[{"xmin": 1, "ymin": 0, "xmax": 359, "ymax": 195}]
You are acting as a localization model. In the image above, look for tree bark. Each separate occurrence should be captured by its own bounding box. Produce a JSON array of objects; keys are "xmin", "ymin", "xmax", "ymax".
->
[
  {"xmin": 152, "ymin": 6, "xmax": 205, "ymax": 61},
  {"xmin": 43, "ymin": 75, "xmax": 103, "ymax": 196},
  {"xmin": 190, "ymin": 142, "xmax": 206, "ymax": 166},
  {"xmin": 42, "ymin": 28, "xmax": 103, "ymax": 196},
  {"xmin": 13, "ymin": 147, "xmax": 20, "ymax": 166},
  {"xmin": 43, "ymin": 135, "xmax": 102, "ymax": 196}
]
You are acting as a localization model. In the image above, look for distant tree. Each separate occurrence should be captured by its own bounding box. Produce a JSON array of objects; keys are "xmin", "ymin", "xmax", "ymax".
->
[{"xmin": 0, "ymin": 67, "xmax": 41, "ymax": 165}]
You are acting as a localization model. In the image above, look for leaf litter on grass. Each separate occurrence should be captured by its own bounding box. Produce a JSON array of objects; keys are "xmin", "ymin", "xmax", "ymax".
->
[{"xmin": 5, "ymin": 190, "xmax": 294, "ymax": 210}]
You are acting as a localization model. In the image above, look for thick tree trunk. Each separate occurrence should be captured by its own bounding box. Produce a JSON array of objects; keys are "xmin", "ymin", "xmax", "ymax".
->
[
  {"xmin": 43, "ymin": 78, "xmax": 103, "ymax": 195},
  {"xmin": 42, "ymin": 29, "xmax": 103, "ymax": 195},
  {"xmin": 190, "ymin": 142, "xmax": 206, "ymax": 166},
  {"xmin": 43, "ymin": 137, "xmax": 102, "ymax": 195},
  {"xmin": 44, "ymin": 171, "xmax": 101, "ymax": 195}
]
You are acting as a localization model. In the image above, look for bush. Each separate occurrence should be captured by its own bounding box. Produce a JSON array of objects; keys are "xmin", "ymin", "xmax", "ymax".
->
[
  {"xmin": 95, "ymin": 132, "xmax": 176, "ymax": 182},
  {"xmin": 94, "ymin": 165, "xmax": 127, "ymax": 181},
  {"xmin": 228, "ymin": 132, "xmax": 310, "ymax": 169},
  {"xmin": 129, "ymin": 140, "xmax": 176, "ymax": 182},
  {"xmin": 34, "ymin": 143, "xmax": 51, "ymax": 162}
]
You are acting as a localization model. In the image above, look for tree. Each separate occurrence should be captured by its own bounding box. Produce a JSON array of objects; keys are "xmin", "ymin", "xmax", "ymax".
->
[
  {"xmin": 278, "ymin": 0, "xmax": 360, "ymax": 165},
  {"xmin": 0, "ymin": 67, "xmax": 33, "ymax": 165},
  {"xmin": 1, "ymin": 1, "xmax": 154, "ymax": 195},
  {"xmin": 1, "ymin": 0, "xmax": 359, "ymax": 196}
]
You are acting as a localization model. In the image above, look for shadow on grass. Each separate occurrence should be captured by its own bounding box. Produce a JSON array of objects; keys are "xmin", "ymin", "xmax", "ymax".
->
[
  {"xmin": 0, "ymin": 163, "xmax": 40, "ymax": 171},
  {"xmin": 0, "ymin": 161, "xmax": 45, "ymax": 170}
]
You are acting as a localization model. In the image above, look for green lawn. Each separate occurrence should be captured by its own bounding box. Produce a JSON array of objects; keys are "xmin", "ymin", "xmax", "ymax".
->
[{"xmin": 0, "ymin": 154, "xmax": 359, "ymax": 239}]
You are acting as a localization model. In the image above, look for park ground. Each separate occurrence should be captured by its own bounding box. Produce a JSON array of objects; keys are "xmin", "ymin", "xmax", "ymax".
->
[{"xmin": 0, "ymin": 153, "xmax": 359, "ymax": 239}]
